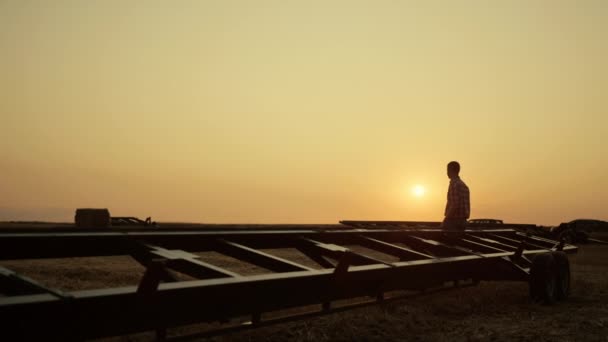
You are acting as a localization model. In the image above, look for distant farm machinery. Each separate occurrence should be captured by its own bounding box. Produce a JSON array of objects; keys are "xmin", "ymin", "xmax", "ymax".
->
[
  {"xmin": 74, "ymin": 208, "xmax": 156, "ymax": 228},
  {"xmin": 0, "ymin": 221, "xmax": 577, "ymax": 340}
]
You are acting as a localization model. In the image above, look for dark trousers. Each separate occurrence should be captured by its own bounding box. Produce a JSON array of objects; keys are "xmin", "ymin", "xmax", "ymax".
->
[{"xmin": 442, "ymin": 217, "xmax": 467, "ymax": 231}]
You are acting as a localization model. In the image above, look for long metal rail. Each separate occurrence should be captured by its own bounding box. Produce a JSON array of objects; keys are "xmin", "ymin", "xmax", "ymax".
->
[{"xmin": 0, "ymin": 221, "xmax": 577, "ymax": 340}]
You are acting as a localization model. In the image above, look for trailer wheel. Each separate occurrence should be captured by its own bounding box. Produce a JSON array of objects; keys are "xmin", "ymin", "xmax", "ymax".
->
[
  {"xmin": 552, "ymin": 251, "xmax": 570, "ymax": 300},
  {"xmin": 529, "ymin": 253, "xmax": 557, "ymax": 305}
]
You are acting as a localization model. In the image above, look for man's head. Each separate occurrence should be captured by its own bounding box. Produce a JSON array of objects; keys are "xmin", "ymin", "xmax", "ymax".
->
[{"xmin": 447, "ymin": 161, "xmax": 460, "ymax": 179}]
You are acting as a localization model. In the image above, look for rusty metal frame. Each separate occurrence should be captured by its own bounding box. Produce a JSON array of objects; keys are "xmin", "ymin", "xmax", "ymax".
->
[{"xmin": 0, "ymin": 221, "xmax": 577, "ymax": 340}]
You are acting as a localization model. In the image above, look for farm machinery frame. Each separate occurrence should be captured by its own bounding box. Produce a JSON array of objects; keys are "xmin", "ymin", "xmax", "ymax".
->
[{"xmin": 0, "ymin": 221, "xmax": 577, "ymax": 340}]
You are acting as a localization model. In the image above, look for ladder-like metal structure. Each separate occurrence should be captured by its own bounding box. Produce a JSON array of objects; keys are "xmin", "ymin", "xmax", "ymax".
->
[{"xmin": 0, "ymin": 221, "xmax": 577, "ymax": 340}]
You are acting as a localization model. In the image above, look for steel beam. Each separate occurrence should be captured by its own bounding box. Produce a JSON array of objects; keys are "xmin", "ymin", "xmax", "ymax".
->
[
  {"xmin": 143, "ymin": 244, "xmax": 241, "ymax": 280},
  {"xmin": 298, "ymin": 238, "xmax": 391, "ymax": 266},
  {"xmin": 214, "ymin": 239, "xmax": 315, "ymax": 272},
  {"xmin": 0, "ymin": 267, "xmax": 68, "ymax": 298},
  {"xmin": 398, "ymin": 235, "xmax": 467, "ymax": 258},
  {"xmin": 356, "ymin": 235, "xmax": 435, "ymax": 261},
  {"xmin": 464, "ymin": 234, "xmax": 519, "ymax": 251},
  {"xmin": 486, "ymin": 233, "xmax": 549, "ymax": 251},
  {"xmin": 0, "ymin": 227, "xmax": 548, "ymax": 261}
]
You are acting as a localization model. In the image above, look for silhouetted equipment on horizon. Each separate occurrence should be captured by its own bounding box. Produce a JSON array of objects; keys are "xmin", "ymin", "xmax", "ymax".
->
[
  {"xmin": 111, "ymin": 216, "xmax": 155, "ymax": 227},
  {"xmin": 74, "ymin": 208, "xmax": 155, "ymax": 228},
  {"xmin": 467, "ymin": 218, "xmax": 504, "ymax": 225},
  {"xmin": 482, "ymin": 219, "xmax": 608, "ymax": 245},
  {"xmin": 74, "ymin": 208, "xmax": 110, "ymax": 228},
  {"xmin": 544, "ymin": 219, "xmax": 608, "ymax": 244},
  {"xmin": 0, "ymin": 221, "xmax": 577, "ymax": 340}
]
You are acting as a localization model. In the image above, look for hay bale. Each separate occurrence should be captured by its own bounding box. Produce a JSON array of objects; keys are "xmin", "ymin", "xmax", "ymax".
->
[{"xmin": 75, "ymin": 208, "xmax": 111, "ymax": 228}]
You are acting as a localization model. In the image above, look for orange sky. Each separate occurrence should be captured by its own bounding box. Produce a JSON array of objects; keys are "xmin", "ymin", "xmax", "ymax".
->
[{"xmin": 1, "ymin": 1, "xmax": 607, "ymax": 225}]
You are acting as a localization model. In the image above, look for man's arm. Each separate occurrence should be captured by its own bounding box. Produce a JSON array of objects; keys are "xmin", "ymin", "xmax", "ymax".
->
[{"xmin": 444, "ymin": 182, "xmax": 460, "ymax": 218}]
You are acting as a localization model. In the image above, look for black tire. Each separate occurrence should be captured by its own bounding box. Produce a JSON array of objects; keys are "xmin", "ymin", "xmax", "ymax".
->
[
  {"xmin": 529, "ymin": 253, "xmax": 557, "ymax": 305},
  {"xmin": 552, "ymin": 251, "xmax": 571, "ymax": 300}
]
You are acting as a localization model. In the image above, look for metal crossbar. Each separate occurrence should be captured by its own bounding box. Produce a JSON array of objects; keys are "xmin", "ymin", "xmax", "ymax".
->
[{"xmin": 0, "ymin": 221, "xmax": 577, "ymax": 340}]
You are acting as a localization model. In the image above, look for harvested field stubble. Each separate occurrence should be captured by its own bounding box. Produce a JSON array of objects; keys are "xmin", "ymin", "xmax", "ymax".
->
[{"xmin": 1, "ymin": 246, "xmax": 607, "ymax": 341}]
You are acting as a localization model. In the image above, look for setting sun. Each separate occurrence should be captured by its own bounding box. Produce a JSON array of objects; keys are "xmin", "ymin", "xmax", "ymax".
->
[
  {"xmin": 412, "ymin": 185, "xmax": 426, "ymax": 197},
  {"xmin": 0, "ymin": 1, "xmax": 606, "ymax": 226}
]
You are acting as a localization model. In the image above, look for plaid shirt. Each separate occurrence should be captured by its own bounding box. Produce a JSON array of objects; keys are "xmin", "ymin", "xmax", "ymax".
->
[{"xmin": 445, "ymin": 177, "xmax": 470, "ymax": 219}]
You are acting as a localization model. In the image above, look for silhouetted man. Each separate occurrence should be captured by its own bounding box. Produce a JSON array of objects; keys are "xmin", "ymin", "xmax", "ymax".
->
[{"xmin": 442, "ymin": 161, "xmax": 470, "ymax": 231}]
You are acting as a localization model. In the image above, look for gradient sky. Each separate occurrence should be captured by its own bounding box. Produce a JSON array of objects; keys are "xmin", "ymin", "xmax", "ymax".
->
[{"xmin": 1, "ymin": 1, "xmax": 606, "ymax": 224}]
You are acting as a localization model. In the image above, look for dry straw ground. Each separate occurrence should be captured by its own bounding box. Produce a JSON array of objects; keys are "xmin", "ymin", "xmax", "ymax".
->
[{"xmin": 2, "ymin": 242, "xmax": 607, "ymax": 342}]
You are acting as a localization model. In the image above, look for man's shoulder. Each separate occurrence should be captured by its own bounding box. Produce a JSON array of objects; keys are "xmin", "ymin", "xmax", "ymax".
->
[{"xmin": 456, "ymin": 178, "xmax": 469, "ymax": 188}]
